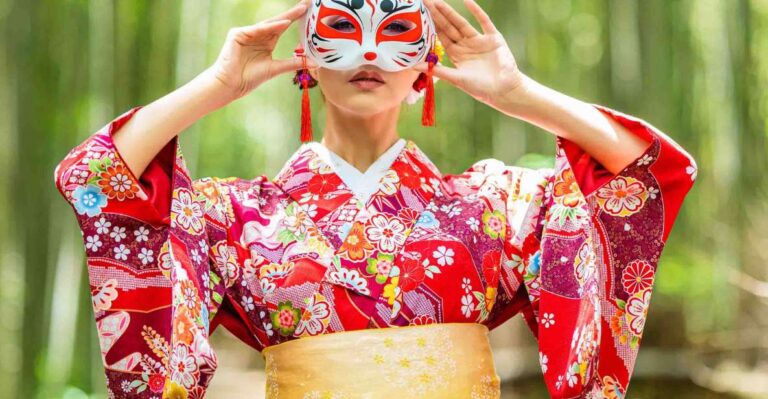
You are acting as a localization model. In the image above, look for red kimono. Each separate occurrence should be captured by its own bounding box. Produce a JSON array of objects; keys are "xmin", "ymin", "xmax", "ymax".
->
[{"xmin": 54, "ymin": 104, "xmax": 697, "ymax": 398}]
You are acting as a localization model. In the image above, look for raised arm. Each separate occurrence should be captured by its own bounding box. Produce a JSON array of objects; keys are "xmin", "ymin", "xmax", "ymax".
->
[
  {"xmin": 417, "ymin": 0, "xmax": 651, "ymax": 176},
  {"xmin": 51, "ymin": 1, "xmax": 317, "ymax": 397},
  {"xmin": 113, "ymin": 0, "xmax": 315, "ymax": 177},
  {"xmin": 422, "ymin": 1, "xmax": 697, "ymax": 397},
  {"xmin": 486, "ymin": 75, "xmax": 652, "ymax": 175}
]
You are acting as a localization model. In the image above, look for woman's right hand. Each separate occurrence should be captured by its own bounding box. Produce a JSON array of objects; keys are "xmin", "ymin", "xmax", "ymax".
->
[
  {"xmin": 208, "ymin": 0, "xmax": 318, "ymax": 101},
  {"xmin": 110, "ymin": 0, "xmax": 316, "ymax": 178}
]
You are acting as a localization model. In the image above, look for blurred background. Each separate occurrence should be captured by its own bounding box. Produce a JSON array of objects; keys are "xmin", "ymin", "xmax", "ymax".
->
[{"xmin": 1, "ymin": 0, "xmax": 766, "ymax": 398}]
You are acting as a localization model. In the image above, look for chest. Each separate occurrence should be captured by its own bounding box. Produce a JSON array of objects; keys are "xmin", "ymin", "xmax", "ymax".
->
[{"xmin": 213, "ymin": 175, "xmax": 510, "ymax": 345}]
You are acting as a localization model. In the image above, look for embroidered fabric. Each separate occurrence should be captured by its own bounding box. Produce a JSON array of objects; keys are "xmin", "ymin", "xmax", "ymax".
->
[{"xmin": 304, "ymin": 138, "xmax": 407, "ymax": 204}]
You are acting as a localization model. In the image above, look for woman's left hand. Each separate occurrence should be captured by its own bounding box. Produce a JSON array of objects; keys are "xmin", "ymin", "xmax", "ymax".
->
[{"xmin": 414, "ymin": 0, "xmax": 525, "ymax": 107}]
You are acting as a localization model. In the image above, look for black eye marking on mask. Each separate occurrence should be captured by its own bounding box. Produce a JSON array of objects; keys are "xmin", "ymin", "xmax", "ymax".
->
[
  {"xmin": 331, "ymin": 0, "xmax": 363, "ymax": 22},
  {"xmin": 379, "ymin": 0, "xmax": 413, "ymax": 18}
]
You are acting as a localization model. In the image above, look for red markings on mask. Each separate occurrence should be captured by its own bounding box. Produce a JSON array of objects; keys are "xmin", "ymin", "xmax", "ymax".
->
[
  {"xmin": 317, "ymin": 5, "xmax": 363, "ymax": 44},
  {"xmin": 376, "ymin": 9, "xmax": 423, "ymax": 44}
]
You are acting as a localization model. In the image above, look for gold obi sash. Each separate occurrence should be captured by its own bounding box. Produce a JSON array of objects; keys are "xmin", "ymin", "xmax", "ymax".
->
[{"xmin": 262, "ymin": 322, "xmax": 501, "ymax": 398}]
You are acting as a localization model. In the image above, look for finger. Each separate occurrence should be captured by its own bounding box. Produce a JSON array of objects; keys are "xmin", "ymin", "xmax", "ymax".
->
[
  {"xmin": 434, "ymin": 0, "xmax": 480, "ymax": 38},
  {"xmin": 463, "ymin": 0, "xmax": 497, "ymax": 35},
  {"xmin": 237, "ymin": 19, "xmax": 292, "ymax": 42},
  {"xmin": 412, "ymin": 61, "xmax": 462, "ymax": 87},
  {"xmin": 436, "ymin": 29, "xmax": 456, "ymax": 54},
  {"xmin": 425, "ymin": 0, "xmax": 463, "ymax": 43},
  {"xmin": 263, "ymin": 0, "xmax": 309, "ymax": 24},
  {"xmin": 271, "ymin": 55, "xmax": 319, "ymax": 77}
]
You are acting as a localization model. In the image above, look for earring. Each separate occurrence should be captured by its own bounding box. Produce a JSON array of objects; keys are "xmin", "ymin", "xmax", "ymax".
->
[
  {"xmin": 422, "ymin": 50, "xmax": 438, "ymax": 127},
  {"xmin": 294, "ymin": 46, "xmax": 313, "ymax": 143},
  {"xmin": 421, "ymin": 39, "xmax": 444, "ymax": 127}
]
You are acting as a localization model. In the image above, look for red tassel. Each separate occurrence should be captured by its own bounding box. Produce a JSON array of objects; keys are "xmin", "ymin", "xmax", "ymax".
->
[
  {"xmin": 300, "ymin": 74, "xmax": 313, "ymax": 143},
  {"xmin": 422, "ymin": 51, "xmax": 438, "ymax": 127},
  {"xmin": 297, "ymin": 50, "xmax": 313, "ymax": 143}
]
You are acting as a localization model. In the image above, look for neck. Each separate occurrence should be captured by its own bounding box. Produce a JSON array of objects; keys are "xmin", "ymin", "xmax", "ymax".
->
[{"xmin": 320, "ymin": 101, "xmax": 401, "ymax": 173}]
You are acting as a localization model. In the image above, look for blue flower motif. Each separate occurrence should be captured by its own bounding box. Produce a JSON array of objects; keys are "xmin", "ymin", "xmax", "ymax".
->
[
  {"xmin": 414, "ymin": 211, "xmax": 439, "ymax": 228},
  {"xmin": 529, "ymin": 251, "xmax": 541, "ymax": 275},
  {"xmin": 73, "ymin": 185, "xmax": 107, "ymax": 217}
]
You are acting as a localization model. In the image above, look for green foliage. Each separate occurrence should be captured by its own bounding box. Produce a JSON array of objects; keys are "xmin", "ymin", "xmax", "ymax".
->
[{"xmin": 2, "ymin": 0, "xmax": 764, "ymax": 398}]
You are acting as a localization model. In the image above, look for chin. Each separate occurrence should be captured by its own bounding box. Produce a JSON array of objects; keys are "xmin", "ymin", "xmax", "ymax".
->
[{"xmin": 336, "ymin": 94, "xmax": 398, "ymax": 114}]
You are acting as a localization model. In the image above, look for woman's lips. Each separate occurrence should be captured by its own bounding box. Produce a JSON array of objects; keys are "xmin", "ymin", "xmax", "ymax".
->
[
  {"xmin": 349, "ymin": 70, "xmax": 385, "ymax": 90},
  {"xmin": 349, "ymin": 78, "xmax": 385, "ymax": 90}
]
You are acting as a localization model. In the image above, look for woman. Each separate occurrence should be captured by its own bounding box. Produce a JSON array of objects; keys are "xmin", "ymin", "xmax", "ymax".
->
[{"xmin": 53, "ymin": 0, "xmax": 697, "ymax": 398}]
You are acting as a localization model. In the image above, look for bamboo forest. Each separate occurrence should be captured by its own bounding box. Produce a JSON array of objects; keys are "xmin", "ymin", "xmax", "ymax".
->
[{"xmin": 1, "ymin": 0, "xmax": 766, "ymax": 398}]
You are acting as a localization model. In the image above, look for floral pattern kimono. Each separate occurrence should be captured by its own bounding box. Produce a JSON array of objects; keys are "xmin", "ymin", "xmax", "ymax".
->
[{"xmin": 54, "ymin": 103, "xmax": 697, "ymax": 399}]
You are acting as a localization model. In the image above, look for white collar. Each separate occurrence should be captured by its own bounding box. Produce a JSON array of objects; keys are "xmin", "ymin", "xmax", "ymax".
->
[{"xmin": 305, "ymin": 138, "xmax": 406, "ymax": 204}]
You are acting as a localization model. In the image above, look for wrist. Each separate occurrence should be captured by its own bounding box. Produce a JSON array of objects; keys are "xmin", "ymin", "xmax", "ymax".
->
[
  {"xmin": 489, "ymin": 73, "xmax": 542, "ymax": 119},
  {"xmin": 194, "ymin": 67, "xmax": 240, "ymax": 111}
]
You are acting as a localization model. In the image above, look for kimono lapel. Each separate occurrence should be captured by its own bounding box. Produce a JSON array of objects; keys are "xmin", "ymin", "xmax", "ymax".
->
[
  {"xmin": 273, "ymin": 142, "xmax": 363, "ymax": 248},
  {"xmin": 273, "ymin": 140, "xmax": 443, "ymax": 301}
]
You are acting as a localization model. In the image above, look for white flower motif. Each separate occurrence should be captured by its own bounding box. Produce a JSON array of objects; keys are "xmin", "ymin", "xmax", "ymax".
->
[
  {"xmin": 626, "ymin": 289, "xmax": 651, "ymax": 336},
  {"xmin": 466, "ymin": 217, "xmax": 480, "ymax": 231},
  {"xmin": 138, "ymin": 248, "xmax": 154, "ymax": 265},
  {"xmin": 263, "ymin": 317, "xmax": 274, "ymax": 336},
  {"xmin": 566, "ymin": 364, "xmax": 579, "ymax": 387},
  {"xmin": 461, "ymin": 277, "xmax": 471, "ymax": 292},
  {"xmin": 461, "ymin": 293, "xmax": 474, "ymax": 318},
  {"xmin": 571, "ymin": 326, "xmax": 581, "ymax": 349},
  {"xmin": 595, "ymin": 176, "xmax": 648, "ymax": 217},
  {"xmin": 365, "ymin": 214, "xmax": 406, "ymax": 253},
  {"xmin": 636, "ymin": 154, "xmax": 654, "ymax": 166},
  {"xmin": 95, "ymin": 217, "xmax": 111, "ymax": 234},
  {"xmin": 542, "ymin": 312, "xmax": 555, "ymax": 328},
  {"xmin": 294, "ymin": 293, "xmax": 331, "ymax": 337},
  {"xmin": 241, "ymin": 295, "xmax": 255, "ymax": 312},
  {"xmin": 299, "ymin": 191, "xmax": 317, "ymax": 204},
  {"xmin": 134, "ymin": 226, "xmax": 149, "ymax": 242},
  {"xmin": 191, "ymin": 249, "xmax": 202, "ymax": 264},
  {"xmin": 171, "ymin": 188, "xmax": 204, "ymax": 234},
  {"xmin": 539, "ymin": 352, "xmax": 549, "ymax": 374},
  {"xmin": 440, "ymin": 203, "xmax": 462, "ymax": 217},
  {"xmin": 260, "ymin": 278, "xmax": 276, "ymax": 296},
  {"xmin": 199, "ymin": 239, "xmax": 209, "ymax": 254},
  {"xmin": 110, "ymin": 226, "xmax": 127, "ymax": 242},
  {"xmin": 113, "ymin": 244, "xmax": 130, "ymax": 261},
  {"xmin": 433, "ymin": 246, "xmax": 455, "ymax": 266},
  {"xmin": 85, "ymin": 235, "xmax": 102, "ymax": 252},
  {"xmin": 328, "ymin": 268, "xmax": 370, "ymax": 295},
  {"xmin": 170, "ymin": 344, "xmax": 199, "ymax": 389},
  {"xmin": 300, "ymin": 203, "xmax": 318, "ymax": 218}
]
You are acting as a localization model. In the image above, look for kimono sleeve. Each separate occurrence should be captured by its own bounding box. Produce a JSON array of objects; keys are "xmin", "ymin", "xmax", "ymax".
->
[
  {"xmin": 53, "ymin": 106, "xmax": 233, "ymax": 398},
  {"xmin": 489, "ymin": 104, "xmax": 697, "ymax": 397}
]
